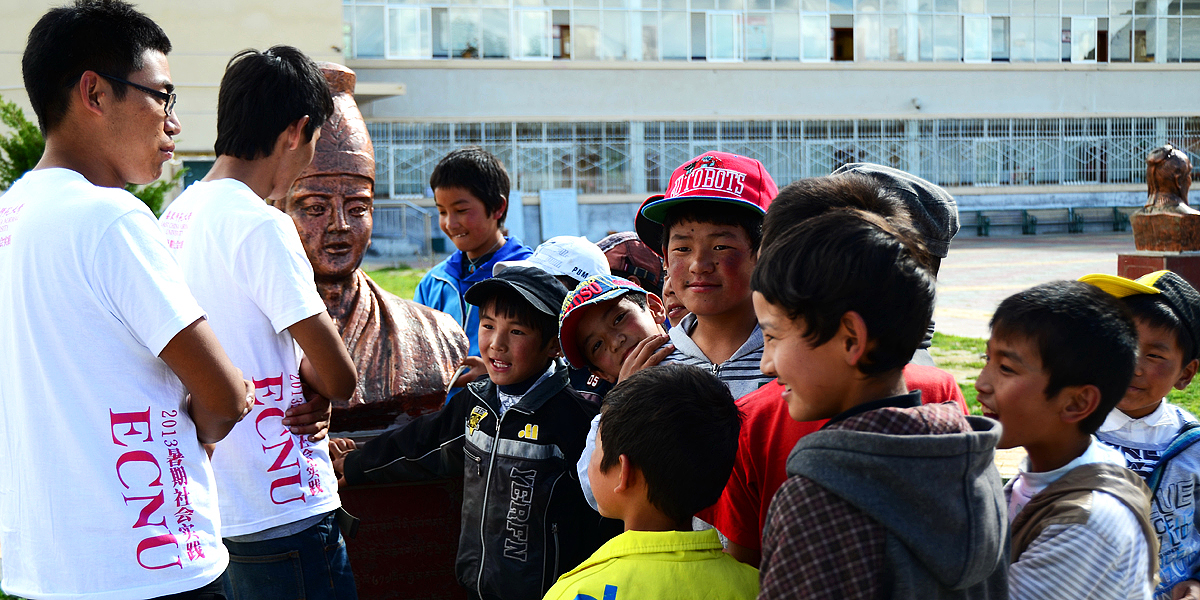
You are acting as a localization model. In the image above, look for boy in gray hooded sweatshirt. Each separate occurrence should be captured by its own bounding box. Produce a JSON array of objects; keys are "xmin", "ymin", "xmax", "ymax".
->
[{"xmin": 754, "ymin": 208, "xmax": 1008, "ymax": 599}]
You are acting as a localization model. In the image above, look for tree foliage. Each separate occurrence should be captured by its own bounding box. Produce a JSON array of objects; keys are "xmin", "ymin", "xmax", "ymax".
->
[
  {"xmin": 0, "ymin": 95, "xmax": 45, "ymax": 191},
  {"xmin": 0, "ymin": 93, "xmax": 186, "ymax": 214}
]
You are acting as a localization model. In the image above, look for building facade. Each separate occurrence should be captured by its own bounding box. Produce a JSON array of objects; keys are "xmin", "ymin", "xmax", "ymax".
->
[{"xmin": 343, "ymin": 0, "xmax": 1200, "ymax": 240}]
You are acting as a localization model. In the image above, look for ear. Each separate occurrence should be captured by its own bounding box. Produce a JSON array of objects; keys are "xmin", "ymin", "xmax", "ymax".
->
[
  {"xmin": 544, "ymin": 338, "xmax": 562, "ymax": 358},
  {"xmin": 1176, "ymin": 358, "xmax": 1199, "ymax": 391},
  {"xmin": 615, "ymin": 454, "xmax": 637, "ymax": 494},
  {"xmin": 1058, "ymin": 384, "xmax": 1102, "ymax": 425},
  {"xmin": 78, "ymin": 71, "xmax": 106, "ymax": 118},
  {"xmin": 492, "ymin": 195, "xmax": 509, "ymax": 222},
  {"xmin": 284, "ymin": 116, "xmax": 311, "ymax": 151},
  {"xmin": 645, "ymin": 293, "xmax": 668, "ymax": 326},
  {"xmin": 838, "ymin": 311, "xmax": 870, "ymax": 368}
]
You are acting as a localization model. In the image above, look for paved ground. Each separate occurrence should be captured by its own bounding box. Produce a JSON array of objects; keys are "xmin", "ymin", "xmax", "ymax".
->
[{"xmin": 935, "ymin": 231, "xmax": 1137, "ymax": 340}]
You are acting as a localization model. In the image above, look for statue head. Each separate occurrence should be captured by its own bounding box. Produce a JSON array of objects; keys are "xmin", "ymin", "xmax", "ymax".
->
[
  {"xmin": 1146, "ymin": 144, "xmax": 1193, "ymax": 208},
  {"xmin": 274, "ymin": 63, "xmax": 375, "ymax": 281}
]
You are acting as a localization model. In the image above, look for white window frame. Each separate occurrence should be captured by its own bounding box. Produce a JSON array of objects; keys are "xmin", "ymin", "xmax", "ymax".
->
[
  {"xmin": 515, "ymin": 10, "xmax": 554, "ymax": 60},
  {"xmin": 386, "ymin": 6, "xmax": 432, "ymax": 60},
  {"xmin": 707, "ymin": 11, "xmax": 744, "ymax": 61}
]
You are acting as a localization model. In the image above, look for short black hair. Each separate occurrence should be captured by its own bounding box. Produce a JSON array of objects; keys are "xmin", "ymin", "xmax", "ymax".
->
[
  {"xmin": 762, "ymin": 174, "xmax": 937, "ymax": 272},
  {"xmin": 598, "ymin": 364, "xmax": 740, "ymax": 526},
  {"xmin": 991, "ymin": 281, "xmax": 1138, "ymax": 434},
  {"xmin": 430, "ymin": 147, "xmax": 511, "ymax": 227},
  {"xmin": 213, "ymin": 46, "xmax": 333, "ymax": 160},
  {"xmin": 23, "ymin": 0, "xmax": 172, "ymax": 135},
  {"xmin": 661, "ymin": 201, "xmax": 763, "ymax": 256},
  {"xmin": 1125, "ymin": 294, "xmax": 1198, "ymax": 364},
  {"xmin": 479, "ymin": 287, "xmax": 558, "ymax": 349},
  {"xmin": 753, "ymin": 209, "xmax": 934, "ymax": 376}
]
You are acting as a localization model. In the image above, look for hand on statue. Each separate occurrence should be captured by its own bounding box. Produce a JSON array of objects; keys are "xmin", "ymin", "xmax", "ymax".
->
[
  {"xmin": 283, "ymin": 384, "xmax": 333, "ymax": 442},
  {"xmin": 617, "ymin": 333, "xmax": 673, "ymax": 383},
  {"xmin": 452, "ymin": 356, "xmax": 489, "ymax": 388}
]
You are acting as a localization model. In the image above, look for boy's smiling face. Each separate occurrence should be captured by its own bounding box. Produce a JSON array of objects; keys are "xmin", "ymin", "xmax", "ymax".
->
[
  {"xmin": 478, "ymin": 303, "xmax": 556, "ymax": 386},
  {"xmin": 435, "ymin": 185, "xmax": 504, "ymax": 257},
  {"xmin": 665, "ymin": 220, "xmax": 757, "ymax": 319},
  {"xmin": 575, "ymin": 295, "xmax": 667, "ymax": 382},
  {"xmin": 975, "ymin": 332, "xmax": 1070, "ymax": 450},
  {"xmin": 1120, "ymin": 319, "xmax": 1198, "ymax": 419},
  {"xmin": 754, "ymin": 292, "xmax": 851, "ymax": 422}
]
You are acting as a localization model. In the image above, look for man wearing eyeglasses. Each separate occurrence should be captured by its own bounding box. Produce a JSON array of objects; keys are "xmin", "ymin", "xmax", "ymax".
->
[{"xmin": 0, "ymin": 1, "xmax": 254, "ymax": 598}]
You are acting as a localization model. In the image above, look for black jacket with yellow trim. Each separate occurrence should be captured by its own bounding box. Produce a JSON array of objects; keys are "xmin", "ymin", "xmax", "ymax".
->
[{"xmin": 343, "ymin": 360, "xmax": 608, "ymax": 600}]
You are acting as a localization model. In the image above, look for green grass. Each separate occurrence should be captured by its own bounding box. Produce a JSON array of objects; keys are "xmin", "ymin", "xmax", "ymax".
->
[
  {"xmin": 364, "ymin": 266, "xmax": 428, "ymax": 300},
  {"xmin": 930, "ymin": 331, "xmax": 1200, "ymax": 418}
]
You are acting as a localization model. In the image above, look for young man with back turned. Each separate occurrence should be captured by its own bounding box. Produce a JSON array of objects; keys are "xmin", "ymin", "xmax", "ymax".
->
[
  {"xmin": 754, "ymin": 209, "xmax": 1007, "ymax": 599},
  {"xmin": 160, "ymin": 47, "xmax": 359, "ymax": 599},
  {"xmin": 543, "ymin": 364, "xmax": 759, "ymax": 600},
  {"xmin": 0, "ymin": 1, "xmax": 253, "ymax": 597}
]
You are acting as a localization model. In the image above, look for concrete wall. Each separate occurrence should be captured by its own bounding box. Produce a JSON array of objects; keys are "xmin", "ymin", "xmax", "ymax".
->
[
  {"xmin": 350, "ymin": 60, "xmax": 1200, "ymax": 122},
  {"xmin": 0, "ymin": 0, "xmax": 344, "ymax": 154}
]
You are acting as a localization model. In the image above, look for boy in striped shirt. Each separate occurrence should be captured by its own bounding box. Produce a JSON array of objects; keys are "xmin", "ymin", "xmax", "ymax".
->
[{"xmin": 977, "ymin": 281, "xmax": 1158, "ymax": 600}]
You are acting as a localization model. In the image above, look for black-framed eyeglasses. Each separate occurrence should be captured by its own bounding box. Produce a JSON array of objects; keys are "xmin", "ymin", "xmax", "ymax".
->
[{"xmin": 95, "ymin": 72, "xmax": 176, "ymax": 117}]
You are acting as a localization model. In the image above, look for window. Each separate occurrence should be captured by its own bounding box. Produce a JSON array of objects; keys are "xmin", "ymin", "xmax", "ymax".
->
[
  {"xmin": 747, "ymin": 13, "xmax": 774, "ymax": 59},
  {"xmin": 354, "ymin": 5, "xmax": 386, "ymax": 58},
  {"xmin": 662, "ymin": 11, "xmax": 689, "ymax": 58},
  {"xmin": 964, "ymin": 14, "xmax": 991, "ymax": 60},
  {"xmin": 802, "ymin": 14, "xmax": 830, "ymax": 59},
  {"xmin": 388, "ymin": 7, "xmax": 431, "ymax": 59},
  {"xmin": 451, "ymin": 8, "xmax": 482, "ymax": 57},
  {"xmin": 516, "ymin": 10, "xmax": 552, "ymax": 59},
  {"xmin": 708, "ymin": 12, "xmax": 743, "ymax": 60},
  {"xmin": 1071, "ymin": 16, "xmax": 1098, "ymax": 60},
  {"xmin": 992, "ymin": 16, "xmax": 1010, "ymax": 59},
  {"xmin": 775, "ymin": 12, "xmax": 802, "ymax": 59}
]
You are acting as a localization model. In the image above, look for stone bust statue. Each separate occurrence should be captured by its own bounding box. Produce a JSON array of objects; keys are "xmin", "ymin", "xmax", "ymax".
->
[
  {"xmin": 1144, "ymin": 144, "xmax": 1196, "ymax": 214},
  {"xmin": 272, "ymin": 63, "xmax": 467, "ymax": 432}
]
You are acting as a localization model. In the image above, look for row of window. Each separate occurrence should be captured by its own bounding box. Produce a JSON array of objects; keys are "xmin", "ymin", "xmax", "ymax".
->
[
  {"xmin": 363, "ymin": 118, "xmax": 1200, "ymax": 196},
  {"xmin": 344, "ymin": 0, "xmax": 1199, "ymax": 60}
]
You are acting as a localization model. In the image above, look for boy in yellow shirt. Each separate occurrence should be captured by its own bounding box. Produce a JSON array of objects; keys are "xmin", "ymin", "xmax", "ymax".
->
[{"xmin": 543, "ymin": 363, "xmax": 758, "ymax": 600}]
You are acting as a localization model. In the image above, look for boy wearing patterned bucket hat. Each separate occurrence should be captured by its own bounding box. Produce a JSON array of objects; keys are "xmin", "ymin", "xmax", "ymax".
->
[
  {"xmin": 1082, "ymin": 270, "xmax": 1200, "ymax": 600},
  {"xmin": 560, "ymin": 274, "xmax": 673, "ymax": 511},
  {"xmin": 637, "ymin": 151, "xmax": 778, "ymax": 399}
]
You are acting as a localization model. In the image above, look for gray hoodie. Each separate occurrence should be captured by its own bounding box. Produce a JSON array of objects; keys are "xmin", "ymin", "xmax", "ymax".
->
[{"xmin": 787, "ymin": 408, "xmax": 1009, "ymax": 598}]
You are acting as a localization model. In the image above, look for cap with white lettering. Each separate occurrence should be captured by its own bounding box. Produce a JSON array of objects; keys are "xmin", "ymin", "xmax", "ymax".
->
[{"xmin": 639, "ymin": 151, "xmax": 778, "ymax": 224}]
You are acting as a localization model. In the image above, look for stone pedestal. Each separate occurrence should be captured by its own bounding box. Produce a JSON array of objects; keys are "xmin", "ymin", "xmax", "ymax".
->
[
  {"xmin": 1131, "ymin": 212, "xmax": 1200, "ymax": 251},
  {"xmin": 1117, "ymin": 251, "xmax": 1200, "ymax": 287},
  {"xmin": 340, "ymin": 479, "xmax": 467, "ymax": 600}
]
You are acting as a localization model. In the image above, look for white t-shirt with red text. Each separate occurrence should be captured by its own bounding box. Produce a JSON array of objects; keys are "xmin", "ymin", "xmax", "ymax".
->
[
  {"xmin": 161, "ymin": 178, "xmax": 339, "ymax": 537},
  {"xmin": 0, "ymin": 168, "xmax": 227, "ymax": 599}
]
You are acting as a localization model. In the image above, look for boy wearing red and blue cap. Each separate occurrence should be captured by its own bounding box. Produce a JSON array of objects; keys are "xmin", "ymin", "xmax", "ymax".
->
[{"xmin": 637, "ymin": 151, "xmax": 778, "ymax": 399}]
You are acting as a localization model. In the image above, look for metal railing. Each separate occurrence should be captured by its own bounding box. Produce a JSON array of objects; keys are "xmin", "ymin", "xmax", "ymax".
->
[{"xmin": 369, "ymin": 117, "xmax": 1200, "ymax": 198}]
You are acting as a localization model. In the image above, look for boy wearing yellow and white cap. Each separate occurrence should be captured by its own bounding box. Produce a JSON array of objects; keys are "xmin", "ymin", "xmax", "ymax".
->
[{"xmin": 1082, "ymin": 270, "xmax": 1200, "ymax": 600}]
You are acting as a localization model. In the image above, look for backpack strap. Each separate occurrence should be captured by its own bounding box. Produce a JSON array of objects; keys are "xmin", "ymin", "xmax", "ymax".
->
[{"xmin": 1149, "ymin": 421, "xmax": 1200, "ymax": 496}]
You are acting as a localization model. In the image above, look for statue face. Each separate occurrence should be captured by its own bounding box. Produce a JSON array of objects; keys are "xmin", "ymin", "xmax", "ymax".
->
[{"xmin": 284, "ymin": 174, "xmax": 374, "ymax": 280}]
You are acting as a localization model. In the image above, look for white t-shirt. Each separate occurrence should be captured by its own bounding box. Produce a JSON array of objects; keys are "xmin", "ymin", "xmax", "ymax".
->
[
  {"xmin": 0, "ymin": 168, "xmax": 227, "ymax": 599},
  {"xmin": 161, "ymin": 179, "xmax": 338, "ymax": 537}
]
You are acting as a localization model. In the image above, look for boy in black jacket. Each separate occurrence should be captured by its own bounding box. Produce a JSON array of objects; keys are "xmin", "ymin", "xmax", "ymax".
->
[{"xmin": 338, "ymin": 266, "xmax": 603, "ymax": 600}]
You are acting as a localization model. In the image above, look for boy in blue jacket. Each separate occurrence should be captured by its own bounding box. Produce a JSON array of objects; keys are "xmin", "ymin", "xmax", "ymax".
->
[
  {"xmin": 341, "ymin": 266, "xmax": 606, "ymax": 600},
  {"xmin": 415, "ymin": 147, "xmax": 532, "ymax": 361}
]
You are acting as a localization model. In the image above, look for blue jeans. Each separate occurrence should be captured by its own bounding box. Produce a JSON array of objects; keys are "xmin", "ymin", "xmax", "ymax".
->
[{"xmin": 222, "ymin": 511, "xmax": 357, "ymax": 600}]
